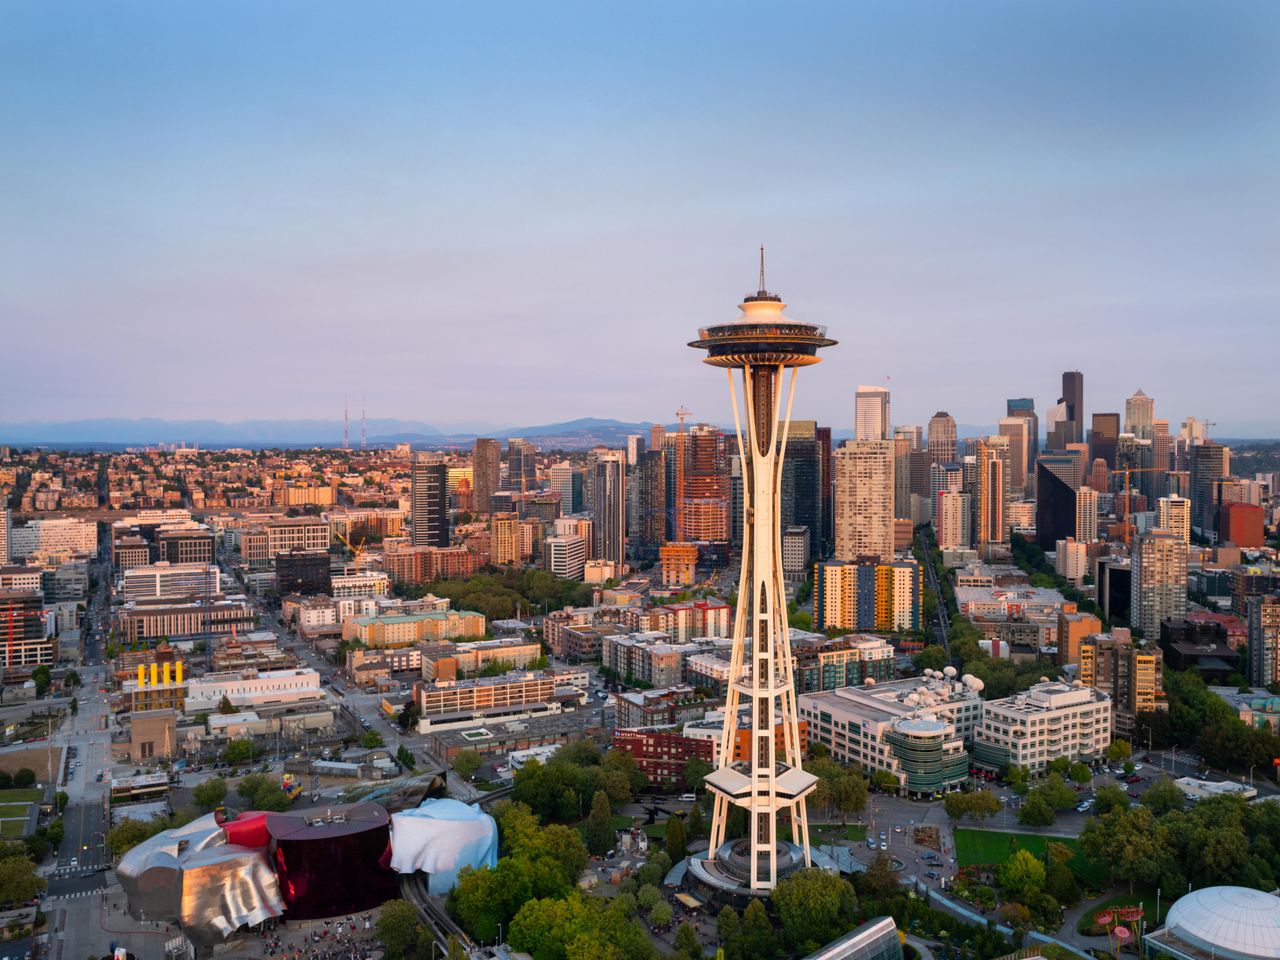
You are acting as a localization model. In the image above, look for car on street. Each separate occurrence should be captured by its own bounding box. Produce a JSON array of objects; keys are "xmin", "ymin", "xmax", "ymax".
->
[
  {"xmin": 879, "ymin": 841, "xmax": 888, "ymax": 851},
  {"xmin": 893, "ymin": 824, "xmax": 902, "ymax": 833},
  {"xmin": 866, "ymin": 838, "xmax": 876, "ymax": 849},
  {"xmin": 924, "ymin": 871, "xmax": 941, "ymax": 880},
  {"xmin": 1128, "ymin": 790, "xmax": 1141, "ymax": 798}
]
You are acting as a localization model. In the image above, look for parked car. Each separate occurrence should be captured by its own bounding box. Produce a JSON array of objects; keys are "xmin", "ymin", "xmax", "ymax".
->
[
  {"xmin": 1128, "ymin": 790, "xmax": 1141, "ymax": 798},
  {"xmin": 879, "ymin": 841, "xmax": 888, "ymax": 851},
  {"xmin": 925, "ymin": 871, "xmax": 941, "ymax": 880}
]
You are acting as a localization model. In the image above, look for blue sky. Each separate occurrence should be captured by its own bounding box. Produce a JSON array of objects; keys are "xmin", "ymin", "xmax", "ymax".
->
[{"xmin": 2, "ymin": 1, "xmax": 1278, "ymax": 435}]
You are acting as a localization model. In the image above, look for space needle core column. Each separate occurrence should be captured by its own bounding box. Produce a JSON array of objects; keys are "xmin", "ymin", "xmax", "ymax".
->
[{"xmin": 689, "ymin": 253, "xmax": 836, "ymax": 891}]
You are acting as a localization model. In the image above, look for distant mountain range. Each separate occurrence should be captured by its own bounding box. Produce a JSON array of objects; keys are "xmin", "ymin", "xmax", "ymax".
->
[{"xmin": 2, "ymin": 417, "xmax": 1273, "ymax": 451}]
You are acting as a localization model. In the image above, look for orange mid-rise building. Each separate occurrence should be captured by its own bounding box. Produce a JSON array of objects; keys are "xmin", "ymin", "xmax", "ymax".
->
[{"xmin": 1220, "ymin": 502, "xmax": 1265, "ymax": 549}]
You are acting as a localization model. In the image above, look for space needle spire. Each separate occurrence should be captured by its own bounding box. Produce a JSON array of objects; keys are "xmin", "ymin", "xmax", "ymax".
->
[{"xmin": 687, "ymin": 253, "xmax": 836, "ymax": 890}]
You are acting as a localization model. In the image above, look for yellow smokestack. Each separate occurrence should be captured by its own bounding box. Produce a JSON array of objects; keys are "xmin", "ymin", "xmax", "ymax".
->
[
  {"xmin": 176, "ymin": 661, "xmax": 184, "ymax": 684},
  {"xmin": 150, "ymin": 662, "xmax": 158, "ymax": 687},
  {"xmin": 162, "ymin": 662, "xmax": 171, "ymax": 686},
  {"xmin": 138, "ymin": 664, "xmax": 146, "ymax": 687}
]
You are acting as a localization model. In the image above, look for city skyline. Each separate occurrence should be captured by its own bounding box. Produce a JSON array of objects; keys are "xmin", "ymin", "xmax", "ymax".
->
[{"xmin": 2, "ymin": 2, "xmax": 1278, "ymax": 431}]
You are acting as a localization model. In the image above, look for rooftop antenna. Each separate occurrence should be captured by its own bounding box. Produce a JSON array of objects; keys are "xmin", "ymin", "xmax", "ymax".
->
[
  {"xmin": 343, "ymin": 396, "xmax": 349, "ymax": 451},
  {"xmin": 361, "ymin": 394, "xmax": 367, "ymax": 451},
  {"xmin": 758, "ymin": 245, "xmax": 766, "ymax": 294}
]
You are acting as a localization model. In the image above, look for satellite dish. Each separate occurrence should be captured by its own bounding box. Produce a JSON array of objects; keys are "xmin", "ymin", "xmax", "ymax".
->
[
  {"xmin": 943, "ymin": 666, "xmax": 958, "ymax": 678},
  {"xmin": 1039, "ymin": 676, "xmax": 1049, "ymax": 683},
  {"xmin": 864, "ymin": 677, "xmax": 876, "ymax": 685}
]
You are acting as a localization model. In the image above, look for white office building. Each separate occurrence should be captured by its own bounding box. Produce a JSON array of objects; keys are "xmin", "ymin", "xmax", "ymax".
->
[{"xmin": 971, "ymin": 681, "xmax": 1111, "ymax": 774}]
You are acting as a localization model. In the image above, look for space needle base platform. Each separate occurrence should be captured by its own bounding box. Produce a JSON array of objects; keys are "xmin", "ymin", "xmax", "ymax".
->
[{"xmin": 684, "ymin": 839, "xmax": 841, "ymax": 910}]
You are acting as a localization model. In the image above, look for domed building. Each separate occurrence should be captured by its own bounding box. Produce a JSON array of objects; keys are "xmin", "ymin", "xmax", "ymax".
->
[{"xmin": 1146, "ymin": 886, "xmax": 1280, "ymax": 960}]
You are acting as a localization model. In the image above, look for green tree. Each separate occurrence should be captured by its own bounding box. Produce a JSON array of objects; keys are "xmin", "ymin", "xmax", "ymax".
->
[
  {"xmin": 192, "ymin": 777, "xmax": 228, "ymax": 810},
  {"xmin": 218, "ymin": 694, "xmax": 237, "ymax": 715},
  {"xmin": 997, "ymin": 849, "xmax": 1046, "ymax": 900},
  {"xmin": 772, "ymin": 868, "xmax": 859, "ymax": 953},
  {"xmin": 862, "ymin": 852, "xmax": 899, "ymax": 898},
  {"xmin": 716, "ymin": 907, "xmax": 740, "ymax": 947},
  {"xmin": 376, "ymin": 899, "xmax": 422, "ymax": 960},
  {"xmin": 54, "ymin": 791, "xmax": 69, "ymax": 813},
  {"xmin": 1141, "ymin": 777, "xmax": 1186, "ymax": 815},
  {"xmin": 223, "ymin": 739, "xmax": 256, "ymax": 763},
  {"xmin": 1107, "ymin": 739, "xmax": 1132, "ymax": 762},
  {"xmin": 636, "ymin": 884, "xmax": 661, "ymax": 912},
  {"xmin": 361, "ymin": 730, "xmax": 385, "ymax": 749},
  {"xmin": 737, "ymin": 899, "xmax": 777, "ymax": 960},
  {"xmin": 1018, "ymin": 794, "xmax": 1056, "ymax": 827},
  {"xmin": 914, "ymin": 645, "xmax": 949, "ymax": 671},
  {"xmin": 64, "ymin": 670, "xmax": 82, "ymax": 687},
  {"xmin": 397, "ymin": 702, "xmax": 422, "ymax": 731},
  {"xmin": 686, "ymin": 804, "xmax": 704, "ymax": 839},
  {"xmin": 1068, "ymin": 762, "xmax": 1093, "ymax": 785},
  {"xmin": 70, "ymin": 698, "xmax": 78, "ymax": 716},
  {"xmin": 452, "ymin": 750, "xmax": 484, "ymax": 781},
  {"xmin": 585, "ymin": 790, "xmax": 614, "ymax": 857},
  {"xmin": 870, "ymin": 770, "xmax": 899, "ymax": 793},
  {"xmin": 674, "ymin": 920, "xmax": 701, "ymax": 959},
  {"xmin": 1006, "ymin": 765, "xmax": 1032, "ymax": 797},
  {"xmin": 1092, "ymin": 784, "xmax": 1130, "ymax": 816},
  {"xmin": 649, "ymin": 901, "xmax": 673, "ymax": 928},
  {"xmin": 0, "ymin": 856, "xmax": 46, "ymax": 904},
  {"xmin": 12, "ymin": 769, "xmax": 34, "ymax": 788},
  {"xmin": 683, "ymin": 757, "xmax": 712, "ymax": 791},
  {"xmin": 32, "ymin": 665, "xmax": 51, "ymax": 697},
  {"xmin": 1080, "ymin": 804, "xmax": 1170, "ymax": 893},
  {"xmin": 665, "ymin": 814, "xmax": 688, "ymax": 862},
  {"xmin": 108, "ymin": 818, "xmax": 162, "ymax": 856}
]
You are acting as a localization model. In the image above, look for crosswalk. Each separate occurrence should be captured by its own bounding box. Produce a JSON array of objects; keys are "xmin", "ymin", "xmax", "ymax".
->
[
  {"xmin": 51, "ymin": 866, "xmax": 98, "ymax": 877},
  {"xmin": 45, "ymin": 889, "xmax": 101, "ymax": 901}
]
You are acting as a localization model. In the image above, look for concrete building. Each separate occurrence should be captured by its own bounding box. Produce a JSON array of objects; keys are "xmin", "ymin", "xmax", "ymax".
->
[
  {"xmin": 854, "ymin": 385, "xmax": 891, "ymax": 442},
  {"xmin": 414, "ymin": 671, "xmax": 558, "ymax": 721},
  {"xmin": 591, "ymin": 450, "xmax": 627, "ymax": 568},
  {"xmin": 330, "ymin": 570, "xmax": 390, "ymax": 599},
  {"xmin": 797, "ymin": 683, "xmax": 971, "ymax": 797},
  {"xmin": 240, "ymin": 519, "xmax": 330, "ymax": 568},
  {"xmin": 927, "ymin": 412, "xmax": 957, "ymax": 465},
  {"xmin": 1158, "ymin": 495, "xmax": 1192, "ymax": 546},
  {"xmin": 0, "ymin": 590, "xmax": 55, "ymax": 668},
  {"xmin": 614, "ymin": 684, "xmax": 713, "ymax": 729},
  {"xmin": 1079, "ymin": 629, "xmax": 1165, "ymax": 736},
  {"xmin": 834, "ymin": 441, "xmax": 895, "ymax": 563},
  {"xmin": 344, "ymin": 610, "xmax": 486, "ymax": 646},
  {"xmin": 1248, "ymin": 596, "xmax": 1280, "ymax": 688},
  {"xmin": 274, "ymin": 549, "xmax": 331, "ymax": 596},
  {"xmin": 1076, "ymin": 486, "xmax": 1098, "ymax": 542},
  {"xmin": 1055, "ymin": 538, "xmax": 1089, "ymax": 584},
  {"xmin": 545, "ymin": 534, "xmax": 587, "ymax": 581},
  {"xmin": 471, "ymin": 439, "xmax": 502, "ymax": 516},
  {"xmin": 812, "ymin": 558, "xmax": 922, "ymax": 633},
  {"xmin": 1131, "ymin": 530, "xmax": 1188, "ymax": 637},
  {"xmin": 410, "ymin": 457, "xmax": 450, "ymax": 548},
  {"xmin": 782, "ymin": 526, "xmax": 810, "ymax": 584},
  {"xmin": 184, "ymin": 667, "xmax": 324, "ymax": 714},
  {"xmin": 612, "ymin": 727, "xmax": 715, "ymax": 786},
  {"xmin": 659, "ymin": 541, "xmax": 699, "ymax": 588},
  {"xmin": 120, "ymin": 561, "xmax": 221, "ymax": 600},
  {"xmin": 8, "ymin": 517, "xmax": 97, "ymax": 560},
  {"xmin": 791, "ymin": 634, "xmax": 896, "ymax": 693},
  {"xmin": 601, "ymin": 632, "xmax": 733, "ymax": 689},
  {"xmin": 972, "ymin": 681, "xmax": 1111, "ymax": 773},
  {"xmin": 935, "ymin": 491, "xmax": 971, "ymax": 551},
  {"xmin": 116, "ymin": 596, "xmax": 255, "ymax": 644}
]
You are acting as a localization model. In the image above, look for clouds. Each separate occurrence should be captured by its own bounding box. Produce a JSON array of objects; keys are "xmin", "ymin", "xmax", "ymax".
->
[{"xmin": 1, "ymin": 1, "xmax": 1276, "ymax": 432}]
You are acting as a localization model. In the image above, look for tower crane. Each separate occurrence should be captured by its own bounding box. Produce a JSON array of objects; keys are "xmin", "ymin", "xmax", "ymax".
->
[
  {"xmin": 1117, "ymin": 465, "xmax": 1165, "ymax": 545},
  {"xmin": 333, "ymin": 528, "xmax": 368, "ymax": 569}
]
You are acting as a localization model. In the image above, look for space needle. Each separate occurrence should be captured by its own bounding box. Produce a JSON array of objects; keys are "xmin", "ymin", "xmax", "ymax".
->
[{"xmin": 687, "ymin": 251, "xmax": 837, "ymax": 892}]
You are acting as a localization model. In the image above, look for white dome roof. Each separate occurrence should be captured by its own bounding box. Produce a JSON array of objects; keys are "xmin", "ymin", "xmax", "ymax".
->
[{"xmin": 1165, "ymin": 887, "xmax": 1280, "ymax": 960}]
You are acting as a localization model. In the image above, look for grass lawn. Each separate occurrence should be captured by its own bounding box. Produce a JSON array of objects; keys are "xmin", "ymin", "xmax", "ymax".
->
[
  {"xmin": 953, "ymin": 829, "xmax": 1108, "ymax": 888},
  {"xmin": 1075, "ymin": 887, "xmax": 1161, "ymax": 935},
  {"xmin": 0, "ymin": 789, "xmax": 43, "ymax": 804},
  {"xmin": 0, "ymin": 819, "xmax": 26, "ymax": 837}
]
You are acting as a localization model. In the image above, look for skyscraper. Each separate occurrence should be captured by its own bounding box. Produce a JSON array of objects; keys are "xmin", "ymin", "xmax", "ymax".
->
[
  {"xmin": 1191, "ymin": 442, "xmax": 1230, "ymax": 537},
  {"xmin": 935, "ymin": 491, "xmax": 971, "ymax": 550},
  {"xmin": 1006, "ymin": 398, "xmax": 1039, "ymax": 490},
  {"xmin": 666, "ymin": 425, "xmax": 730, "ymax": 543},
  {"xmin": 1076, "ymin": 486, "xmax": 1098, "ymax": 542},
  {"xmin": 688, "ymin": 262, "xmax": 828, "ymax": 890},
  {"xmin": 505, "ymin": 438, "xmax": 538, "ymax": 493},
  {"xmin": 1157, "ymin": 495, "xmax": 1191, "ymax": 546},
  {"xmin": 834, "ymin": 440, "xmax": 895, "ymax": 563},
  {"xmin": 548, "ymin": 461, "xmax": 576, "ymax": 514},
  {"xmin": 1131, "ymin": 530, "xmax": 1187, "ymax": 637},
  {"xmin": 649, "ymin": 423, "xmax": 667, "ymax": 452},
  {"xmin": 410, "ymin": 456, "xmax": 450, "ymax": 548},
  {"xmin": 0, "ymin": 508, "xmax": 8, "ymax": 564},
  {"xmin": 927, "ymin": 412, "xmax": 957, "ymax": 465},
  {"xmin": 974, "ymin": 439, "xmax": 1006, "ymax": 551},
  {"xmin": 1125, "ymin": 389, "xmax": 1155, "ymax": 440},
  {"xmin": 591, "ymin": 450, "xmax": 627, "ymax": 567},
  {"xmin": 1248, "ymin": 596, "xmax": 1280, "ymax": 687},
  {"xmin": 1088, "ymin": 412, "xmax": 1120, "ymax": 468},
  {"xmin": 1061, "ymin": 370, "xmax": 1084, "ymax": 445},
  {"xmin": 997, "ymin": 416, "xmax": 1030, "ymax": 499},
  {"xmin": 634, "ymin": 449, "xmax": 666, "ymax": 558},
  {"xmin": 854, "ymin": 385, "xmax": 891, "ymax": 441},
  {"xmin": 625, "ymin": 434, "xmax": 646, "ymax": 466},
  {"xmin": 1035, "ymin": 460, "xmax": 1077, "ymax": 551},
  {"xmin": 471, "ymin": 438, "xmax": 501, "ymax": 515}
]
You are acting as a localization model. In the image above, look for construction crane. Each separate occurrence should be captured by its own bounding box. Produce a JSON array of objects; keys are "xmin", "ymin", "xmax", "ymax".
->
[
  {"xmin": 674, "ymin": 406, "xmax": 692, "ymax": 541},
  {"xmin": 333, "ymin": 528, "xmax": 368, "ymax": 570},
  {"xmin": 1117, "ymin": 466, "xmax": 1166, "ymax": 545}
]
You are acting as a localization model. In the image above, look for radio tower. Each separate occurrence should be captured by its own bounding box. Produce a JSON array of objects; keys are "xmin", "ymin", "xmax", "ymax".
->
[
  {"xmin": 343, "ymin": 396, "xmax": 349, "ymax": 451},
  {"xmin": 361, "ymin": 394, "xmax": 367, "ymax": 451},
  {"xmin": 688, "ymin": 249, "xmax": 835, "ymax": 891}
]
